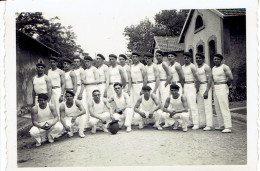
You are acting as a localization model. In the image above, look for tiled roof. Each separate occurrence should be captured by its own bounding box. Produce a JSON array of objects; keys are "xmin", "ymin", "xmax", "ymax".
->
[
  {"xmin": 216, "ymin": 9, "xmax": 246, "ymax": 17},
  {"xmin": 154, "ymin": 36, "xmax": 184, "ymax": 52}
]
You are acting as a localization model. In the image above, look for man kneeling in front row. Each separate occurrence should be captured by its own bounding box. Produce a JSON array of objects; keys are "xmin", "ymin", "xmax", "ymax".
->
[
  {"xmin": 133, "ymin": 85, "xmax": 163, "ymax": 130},
  {"xmin": 30, "ymin": 94, "xmax": 63, "ymax": 147},
  {"xmin": 60, "ymin": 90, "xmax": 87, "ymax": 138},
  {"xmin": 162, "ymin": 84, "xmax": 189, "ymax": 132},
  {"xmin": 108, "ymin": 83, "xmax": 133, "ymax": 132}
]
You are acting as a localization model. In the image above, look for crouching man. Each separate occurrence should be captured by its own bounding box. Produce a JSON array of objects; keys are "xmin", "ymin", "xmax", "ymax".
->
[
  {"xmin": 88, "ymin": 89, "xmax": 113, "ymax": 134},
  {"xmin": 60, "ymin": 90, "xmax": 87, "ymax": 138},
  {"xmin": 108, "ymin": 83, "xmax": 133, "ymax": 132},
  {"xmin": 162, "ymin": 84, "xmax": 189, "ymax": 132},
  {"xmin": 29, "ymin": 94, "xmax": 63, "ymax": 147},
  {"xmin": 133, "ymin": 85, "xmax": 163, "ymax": 130}
]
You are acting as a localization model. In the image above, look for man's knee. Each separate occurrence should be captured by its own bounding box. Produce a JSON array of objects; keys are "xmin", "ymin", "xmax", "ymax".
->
[
  {"xmin": 29, "ymin": 126, "xmax": 41, "ymax": 137},
  {"xmin": 53, "ymin": 122, "xmax": 64, "ymax": 131}
]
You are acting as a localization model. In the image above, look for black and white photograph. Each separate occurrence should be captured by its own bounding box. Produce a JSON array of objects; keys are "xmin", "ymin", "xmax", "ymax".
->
[{"xmin": 2, "ymin": 0, "xmax": 259, "ymax": 170}]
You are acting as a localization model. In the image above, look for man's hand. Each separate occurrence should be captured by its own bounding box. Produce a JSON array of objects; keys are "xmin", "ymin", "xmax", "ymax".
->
[
  {"xmin": 139, "ymin": 112, "xmax": 146, "ymax": 118},
  {"xmin": 139, "ymin": 90, "xmax": 143, "ymax": 96},
  {"xmin": 59, "ymin": 95, "xmax": 63, "ymax": 103},
  {"xmin": 148, "ymin": 111, "xmax": 154, "ymax": 118},
  {"xmin": 169, "ymin": 110, "xmax": 176, "ymax": 118},
  {"xmin": 103, "ymin": 90, "xmax": 107, "ymax": 98},
  {"xmin": 115, "ymin": 109, "xmax": 123, "ymax": 115},
  {"xmin": 64, "ymin": 125, "xmax": 70, "ymax": 132},
  {"xmin": 100, "ymin": 119, "xmax": 107, "ymax": 124},
  {"xmin": 77, "ymin": 94, "xmax": 82, "ymax": 100},
  {"xmin": 203, "ymin": 91, "xmax": 208, "ymax": 99},
  {"xmin": 42, "ymin": 122, "xmax": 52, "ymax": 130},
  {"xmin": 71, "ymin": 116, "xmax": 77, "ymax": 124},
  {"xmin": 164, "ymin": 82, "xmax": 168, "ymax": 87}
]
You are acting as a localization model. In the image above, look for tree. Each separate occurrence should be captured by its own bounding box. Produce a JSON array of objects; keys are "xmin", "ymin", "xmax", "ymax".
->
[{"xmin": 16, "ymin": 12, "xmax": 86, "ymax": 59}]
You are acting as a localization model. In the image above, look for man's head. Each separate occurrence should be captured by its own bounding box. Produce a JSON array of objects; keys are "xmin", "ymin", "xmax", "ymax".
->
[
  {"xmin": 155, "ymin": 50, "xmax": 164, "ymax": 63},
  {"xmin": 144, "ymin": 53, "xmax": 153, "ymax": 65},
  {"xmin": 63, "ymin": 58, "xmax": 73, "ymax": 71},
  {"xmin": 113, "ymin": 82, "xmax": 122, "ymax": 95},
  {"xmin": 73, "ymin": 56, "xmax": 82, "ymax": 68},
  {"xmin": 96, "ymin": 54, "xmax": 105, "ymax": 66},
  {"xmin": 119, "ymin": 54, "xmax": 127, "ymax": 66},
  {"xmin": 170, "ymin": 84, "xmax": 180, "ymax": 96},
  {"xmin": 142, "ymin": 85, "xmax": 152, "ymax": 97},
  {"xmin": 183, "ymin": 52, "xmax": 193, "ymax": 65},
  {"xmin": 213, "ymin": 53, "xmax": 223, "ymax": 66},
  {"xmin": 84, "ymin": 56, "xmax": 93, "ymax": 68},
  {"xmin": 167, "ymin": 51, "xmax": 177, "ymax": 63},
  {"xmin": 38, "ymin": 93, "xmax": 48, "ymax": 108},
  {"xmin": 65, "ymin": 90, "xmax": 75, "ymax": 103},
  {"xmin": 49, "ymin": 56, "xmax": 58, "ymax": 69},
  {"xmin": 36, "ymin": 62, "xmax": 46, "ymax": 75},
  {"xmin": 132, "ymin": 52, "xmax": 140, "ymax": 64},
  {"xmin": 195, "ymin": 53, "xmax": 205, "ymax": 66},
  {"xmin": 92, "ymin": 89, "xmax": 101, "ymax": 102},
  {"xmin": 109, "ymin": 54, "xmax": 117, "ymax": 65}
]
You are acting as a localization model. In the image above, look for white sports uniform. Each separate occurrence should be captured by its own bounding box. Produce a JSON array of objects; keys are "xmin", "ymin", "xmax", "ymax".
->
[
  {"xmin": 121, "ymin": 65, "xmax": 130, "ymax": 92},
  {"xmin": 212, "ymin": 64, "xmax": 232, "ymax": 129},
  {"xmin": 29, "ymin": 103, "xmax": 63, "ymax": 144},
  {"xmin": 130, "ymin": 63, "xmax": 144, "ymax": 107},
  {"xmin": 133, "ymin": 95, "xmax": 162, "ymax": 128},
  {"xmin": 161, "ymin": 95, "xmax": 189, "ymax": 129},
  {"xmin": 74, "ymin": 67, "xmax": 87, "ymax": 109},
  {"xmin": 196, "ymin": 63, "xmax": 213, "ymax": 127},
  {"xmin": 157, "ymin": 62, "xmax": 168, "ymax": 106},
  {"xmin": 169, "ymin": 62, "xmax": 183, "ymax": 94},
  {"xmin": 48, "ymin": 68, "xmax": 63, "ymax": 116},
  {"xmin": 33, "ymin": 75, "xmax": 48, "ymax": 105},
  {"xmin": 97, "ymin": 64, "xmax": 108, "ymax": 97},
  {"xmin": 182, "ymin": 63, "xmax": 199, "ymax": 126},
  {"xmin": 107, "ymin": 65, "xmax": 122, "ymax": 98},
  {"xmin": 63, "ymin": 100, "xmax": 87, "ymax": 135},
  {"xmin": 111, "ymin": 92, "xmax": 133, "ymax": 128},
  {"xmin": 64, "ymin": 71, "xmax": 74, "ymax": 91},
  {"xmin": 146, "ymin": 63, "xmax": 158, "ymax": 94}
]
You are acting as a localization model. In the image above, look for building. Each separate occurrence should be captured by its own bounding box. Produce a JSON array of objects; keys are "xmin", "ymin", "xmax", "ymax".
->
[
  {"xmin": 16, "ymin": 31, "xmax": 60, "ymax": 112},
  {"xmin": 178, "ymin": 9, "xmax": 246, "ymax": 87},
  {"xmin": 152, "ymin": 36, "xmax": 184, "ymax": 64}
]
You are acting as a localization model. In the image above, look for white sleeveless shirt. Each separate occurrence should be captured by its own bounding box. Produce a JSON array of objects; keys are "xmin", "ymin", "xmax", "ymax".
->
[
  {"xmin": 130, "ymin": 63, "xmax": 143, "ymax": 82},
  {"xmin": 64, "ymin": 100, "xmax": 79, "ymax": 117},
  {"xmin": 197, "ymin": 63, "xmax": 208, "ymax": 82},
  {"xmin": 140, "ymin": 95, "xmax": 155, "ymax": 111},
  {"xmin": 65, "ymin": 71, "xmax": 73, "ymax": 89},
  {"xmin": 109, "ymin": 65, "xmax": 121, "ymax": 83},
  {"xmin": 182, "ymin": 63, "xmax": 195, "ymax": 81},
  {"xmin": 93, "ymin": 99, "xmax": 106, "ymax": 114},
  {"xmin": 170, "ymin": 62, "xmax": 180, "ymax": 82},
  {"xmin": 48, "ymin": 69, "xmax": 61, "ymax": 87},
  {"xmin": 97, "ymin": 64, "xmax": 108, "ymax": 82},
  {"xmin": 121, "ymin": 65, "xmax": 129, "ymax": 82},
  {"xmin": 169, "ymin": 95, "xmax": 184, "ymax": 111},
  {"xmin": 74, "ymin": 67, "xmax": 84, "ymax": 85},
  {"xmin": 212, "ymin": 64, "xmax": 227, "ymax": 82},
  {"xmin": 113, "ymin": 92, "xmax": 127, "ymax": 109},
  {"xmin": 33, "ymin": 75, "xmax": 48, "ymax": 94},
  {"xmin": 157, "ymin": 63, "xmax": 167, "ymax": 80},
  {"xmin": 37, "ymin": 103, "xmax": 54, "ymax": 123},
  {"xmin": 146, "ymin": 64, "xmax": 156, "ymax": 81},
  {"xmin": 85, "ymin": 66, "xmax": 96, "ymax": 84}
]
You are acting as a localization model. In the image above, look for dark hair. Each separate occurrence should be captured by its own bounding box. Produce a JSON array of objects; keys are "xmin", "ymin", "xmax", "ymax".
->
[
  {"xmin": 195, "ymin": 53, "xmax": 205, "ymax": 58},
  {"xmin": 84, "ymin": 56, "xmax": 93, "ymax": 61},
  {"xmin": 49, "ymin": 56, "xmax": 59, "ymax": 62},
  {"xmin": 132, "ymin": 52, "xmax": 140, "ymax": 56},
  {"xmin": 183, "ymin": 52, "xmax": 192, "ymax": 57},
  {"xmin": 214, "ymin": 53, "xmax": 224, "ymax": 60},
  {"xmin": 109, "ymin": 54, "xmax": 117, "ymax": 59},
  {"xmin": 170, "ymin": 84, "xmax": 180, "ymax": 90},
  {"xmin": 38, "ymin": 93, "xmax": 48, "ymax": 100},
  {"xmin": 73, "ymin": 56, "xmax": 81, "ymax": 60},
  {"xmin": 92, "ymin": 89, "xmax": 100, "ymax": 95},
  {"xmin": 63, "ymin": 58, "xmax": 73, "ymax": 64},
  {"xmin": 97, "ymin": 54, "xmax": 105, "ymax": 60},
  {"xmin": 142, "ymin": 85, "xmax": 152, "ymax": 91},
  {"xmin": 167, "ymin": 51, "xmax": 177, "ymax": 57},
  {"xmin": 114, "ymin": 82, "xmax": 122, "ymax": 88},
  {"xmin": 65, "ymin": 90, "xmax": 75, "ymax": 96},
  {"xmin": 119, "ymin": 54, "xmax": 127, "ymax": 60},
  {"xmin": 156, "ymin": 50, "xmax": 164, "ymax": 56}
]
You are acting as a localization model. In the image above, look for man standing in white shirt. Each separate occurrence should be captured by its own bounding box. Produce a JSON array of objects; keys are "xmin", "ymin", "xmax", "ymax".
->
[
  {"xmin": 96, "ymin": 54, "xmax": 109, "ymax": 98},
  {"xmin": 63, "ymin": 58, "xmax": 77, "ymax": 93},
  {"xmin": 119, "ymin": 54, "xmax": 131, "ymax": 95},
  {"xmin": 212, "ymin": 54, "xmax": 233, "ymax": 133}
]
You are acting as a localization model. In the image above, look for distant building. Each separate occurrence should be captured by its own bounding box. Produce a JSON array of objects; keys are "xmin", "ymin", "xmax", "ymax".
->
[
  {"xmin": 16, "ymin": 31, "xmax": 60, "ymax": 112},
  {"xmin": 178, "ymin": 9, "xmax": 246, "ymax": 87},
  {"xmin": 152, "ymin": 36, "xmax": 184, "ymax": 64}
]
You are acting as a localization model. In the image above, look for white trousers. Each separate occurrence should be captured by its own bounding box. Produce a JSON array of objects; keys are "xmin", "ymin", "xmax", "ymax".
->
[
  {"xmin": 51, "ymin": 88, "xmax": 61, "ymax": 117},
  {"xmin": 131, "ymin": 83, "xmax": 143, "ymax": 107},
  {"xmin": 158, "ymin": 81, "xmax": 170, "ymax": 107},
  {"xmin": 64, "ymin": 115, "xmax": 87, "ymax": 134},
  {"xmin": 161, "ymin": 112, "xmax": 189, "ymax": 128},
  {"xmin": 76, "ymin": 86, "xmax": 87, "ymax": 112},
  {"xmin": 133, "ymin": 109, "xmax": 162, "ymax": 127},
  {"xmin": 147, "ymin": 82, "xmax": 159, "ymax": 96},
  {"xmin": 197, "ymin": 84, "xmax": 213, "ymax": 127},
  {"xmin": 29, "ymin": 121, "xmax": 63, "ymax": 144},
  {"xmin": 98, "ymin": 83, "xmax": 106, "ymax": 98},
  {"xmin": 89, "ymin": 112, "xmax": 111, "ymax": 128},
  {"xmin": 213, "ymin": 84, "xmax": 232, "ymax": 128},
  {"xmin": 112, "ymin": 108, "xmax": 133, "ymax": 127},
  {"xmin": 184, "ymin": 83, "xmax": 199, "ymax": 126}
]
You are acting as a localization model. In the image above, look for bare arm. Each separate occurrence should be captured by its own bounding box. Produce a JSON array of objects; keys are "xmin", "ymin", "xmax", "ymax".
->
[
  {"xmin": 118, "ymin": 66, "xmax": 126, "ymax": 88},
  {"xmin": 151, "ymin": 93, "xmax": 161, "ymax": 113},
  {"xmin": 191, "ymin": 65, "xmax": 200, "ymax": 92},
  {"xmin": 79, "ymin": 68, "xmax": 86, "ymax": 96},
  {"xmin": 88, "ymin": 101, "xmax": 104, "ymax": 120},
  {"xmin": 177, "ymin": 95, "xmax": 188, "ymax": 113},
  {"xmin": 223, "ymin": 65, "xmax": 234, "ymax": 86},
  {"xmin": 45, "ymin": 76, "xmax": 52, "ymax": 102},
  {"xmin": 74, "ymin": 100, "xmax": 86, "ymax": 117},
  {"xmin": 70, "ymin": 71, "xmax": 77, "ymax": 93},
  {"xmin": 31, "ymin": 107, "xmax": 42, "ymax": 128},
  {"xmin": 93, "ymin": 67, "xmax": 100, "ymax": 84},
  {"xmin": 153, "ymin": 65, "xmax": 160, "ymax": 93},
  {"xmin": 59, "ymin": 103, "xmax": 68, "ymax": 129},
  {"xmin": 32, "ymin": 78, "xmax": 36, "ymax": 105},
  {"xmin": 49, "ymin": 104, "xmax": 59, "ymax": 127},
  {"xmin": 134, "ymin": 97, "xmax": 143, "ymax": 114},
  {"xmin": 162, "ymin": 97, "xmax": 171, "ymax": 113},
  {"xmin": 140, "ymin": 65, "xmax": 148, "ymax": 86},
  {"xmin": 60, "ymin": 70, "xmax": 66, "ymax": 96},
  {"xmin": 104, "ymin": 65, "xmax": 110, "ymax": 97},
  {"xmin": 162, "ymin": 62, "xmax": 173, "ymax": 87},
  {"xmin": 103, "ymin": 98, "xmax": 113, "ymax": 115},
  {"xmin": 176, "ymin": 64, "xmax": 185, "ymax": 87},
  {"xmin": 126, "ymin": 66, "xmax": 132, "ymax": 94},
  {"xmin": 203, "ymin": 65, "xmax": 213, "ymax": 99}
]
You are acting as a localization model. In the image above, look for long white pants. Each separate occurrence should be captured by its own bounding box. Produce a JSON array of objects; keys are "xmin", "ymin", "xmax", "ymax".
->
[
  {"xmin": 64, "ymin": 115, "xmax": 87, "ymax": 134},
  {"xmin": 89, "ymin": 112, "xmax": 111, "ymax": 128},
  {"xmin": 133, "ymin": 109, "xmax": 162, "ymax": 127},
  {"xmin": 98, "ymin": 83, "xmax": 106, "ymax": 98},
  {"xmin": 158, "ymin": 81, "xmax": 170, "ymax": 107},
  {"xmin": 197, "ymin": 84, "xmax": 213, "ymax": 127},
  {"xmin": 112, "ymin": 108, "xmax": 133, "ymax": 128},
  {"xmin": 76, "ymin": 86, "xmax": 87, "ymax": 113},
  {"xmin": 50, "ymin": 88, "xmax": 61, "ymax": 117},
  {"xmin": 184, "ymin": 83, "xmax": 199, "ymax": 126},
  {"xmin": 147, "ymin": 82, "xmax": 159, "ymax": 96},
  {"xmin": 213, "ymin": 84, "xmax": 232, "ymax": 128},
  {"xmin": 29, "ymin": 121, "xmax": 63, "ymax": 144},
  {"xmin": 84, "ymin": 85, "xmax": 97, "ymax": 126},
  {"xmin": 131, "ymin": 83, "xmax": 143, "ymax": 107},
  {"xmin": 161, "ymin": 112, "xmax": 189, "ymax": 128}
]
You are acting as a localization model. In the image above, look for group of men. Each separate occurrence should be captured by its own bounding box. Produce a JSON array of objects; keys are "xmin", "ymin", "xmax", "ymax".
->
[{"xmin": 29, "ymin": 50, "xmax": 233, "ymax": 147}]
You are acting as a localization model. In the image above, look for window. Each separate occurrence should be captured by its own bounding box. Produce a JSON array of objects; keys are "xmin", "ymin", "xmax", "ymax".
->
[{"xmin": 194, "ymin": 15, "xmax": 205, "ymax": 33}]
